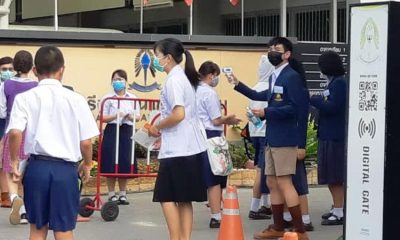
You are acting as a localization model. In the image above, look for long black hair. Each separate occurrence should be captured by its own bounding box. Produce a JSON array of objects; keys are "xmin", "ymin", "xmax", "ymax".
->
[{"xmin": 153, "ymin": 38, "xmax": 199, "ymax": 88}]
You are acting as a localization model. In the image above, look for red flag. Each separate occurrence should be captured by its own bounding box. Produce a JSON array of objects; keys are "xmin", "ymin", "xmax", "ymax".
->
[
  {"xmin": 230, "ymin": 0, "xmax": 240, "ymax": 6},
  {"xmin": 144, "ymin": 0, "xmax": 149, "ymax": 6},
  {"xmin": 185, "ymin": 0, "xmax": 193, "ymax": 6}
]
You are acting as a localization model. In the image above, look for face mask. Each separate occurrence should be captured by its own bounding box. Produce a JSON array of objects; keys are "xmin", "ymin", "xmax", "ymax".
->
[
  {"xmin": 210, "ymin": 77, "xmax": 219, "ymax": 87},
  {"xmin": 268, "ymin": 51, "xmax": 284, "ymax": 66},
  {"xmin": 153, "ymin": 57, "xmax": 166, "ymax": 72},
  {"xmin": 0, "ymin": 70, "xmax": 15, "ymax": 81},
  {"xmin": 112, "ymin": 80, "xmax": 125, "ymax": 92}
]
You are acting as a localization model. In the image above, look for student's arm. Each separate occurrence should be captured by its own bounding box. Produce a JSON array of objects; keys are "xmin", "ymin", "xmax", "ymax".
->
[
  {"xmin": 0, "ymin": 83, "xmax": 7, "ymax": 119},
  {"xmin": 265, "ymin": 74, "xmax": 303, "ymax": 120},
  {"xmin": 234, "ymin": 82, "xmax": 269, "ymax": 101},
  {"xmin": 9, "ymin": 129, "xmax": 23, "ymax": 180},
  {"xmin": 79, "ymin": 139, "xmax": 93, "ymax": 183},
  {"xmin": 310, "ymin": 79, "xmax": 346, "ymax": 114},
  {"xmin": 100, "ymin": 97, "xmax": 127, "ymax": 123},
  {"xmin": 205, "ymin": 91, "xmax": 240, "ymax": 126}
]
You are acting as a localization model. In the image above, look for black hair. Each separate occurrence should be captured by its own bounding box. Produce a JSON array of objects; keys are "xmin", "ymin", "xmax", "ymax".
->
[
  {"xmin": 111, "ymin": 69, "xmax": 128, "ymax": 81},
  {"xmin": 318, "ymin": 51, "xmax": 345, "ymax": 77},
  {"xmin": 13, "ymin": 50, "xmax": 33, "ymax": 76},
  {"xmin": 289, "ymin": 58, "xmax": 307, "ymax": 88},
  {"xmin": 0, "ymin": 56, "xmax": 13, "ymax": 66},
  {"xmin": 153, "ymin": 38, "xmax": 199, "ymax": 88},
  {"xmin": 198, "ymin": 61, "xmax": 220, "ymax": 79},
  {"xmin": 34, "ymin": 46, "xmax": 64, "ymax": 75},
  {"xmin": 268, "ymin": 37, "xmax": 293, "ymax": 52}
]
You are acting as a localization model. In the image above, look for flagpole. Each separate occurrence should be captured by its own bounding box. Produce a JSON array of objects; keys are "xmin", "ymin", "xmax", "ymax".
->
[
  {"xmin": 54, "ymin": 0, "xmax": 58, "ymax": 31},
  {"xmin": 190, "ymin": 3, "xmax": 193, "ymax": 36},
  {"xmin": 140, "ymin": 0, "xmax": 144, "ymax": 34},
  {"xmin": 241, "ymin": 0, "xmax": 244, "ymax": 36}
]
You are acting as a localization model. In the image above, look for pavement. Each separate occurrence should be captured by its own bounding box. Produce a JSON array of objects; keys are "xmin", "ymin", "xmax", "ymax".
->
[{"xmin": 0, "ymin": 187, "xmax": 342, "ymax": 240}]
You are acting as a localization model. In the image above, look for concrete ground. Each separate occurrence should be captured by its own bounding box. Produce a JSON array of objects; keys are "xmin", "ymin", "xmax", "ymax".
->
[{"xmin": 0, "ymin": 187, "xmax": 342, "ymax": 240}]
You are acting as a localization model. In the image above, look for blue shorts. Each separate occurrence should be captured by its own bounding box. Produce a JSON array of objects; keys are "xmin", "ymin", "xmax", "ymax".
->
[
  {"xmin": 0, "ymin": 118, "xmax": 6, "ymax": 139},
  {"xmin": 251, "ymin": 137, "xmax": 269, "ymax": 194},
  {"xmin": 292, "ymin": 160, "xmax": 309, "ymax": 196},
  {"xmin": 23, "ymin": 155, "xmax": 80, "ymax": 231}
]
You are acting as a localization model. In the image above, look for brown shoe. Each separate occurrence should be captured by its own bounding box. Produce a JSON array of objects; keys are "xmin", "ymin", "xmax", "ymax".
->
[
  {"xmin": 1, "ymin": 199, "xmax": 11, "ymax": 208},
  {"xmin": 254, "ymin": 225, "xmax": 285, "ymax": 239}
]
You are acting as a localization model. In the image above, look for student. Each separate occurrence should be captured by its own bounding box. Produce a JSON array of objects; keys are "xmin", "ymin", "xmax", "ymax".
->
[
  {"xmin": 7, "ymin": 46, "xmax": 99, "ymax": 240},
  {"xmin": 227, "ymin": 37, "xmax": 309, "ymax": 240},
  {"xmin": 0, "ymin": 50, "xmax": 38, "ymax": 225},
  {"xmin": 248, "ymin": 54, "xmax": 273, "ymax": 220},
  {"xmin": 100, "ymin": 69, "xmax": 140, "ymax": 205},
  {"xmin": 196, "ymin": 61, "xmax": 240, "ymax": 228},
  {"xmin": 148, "ymin": 38, "xmax": 207, "ymax": 240},
  {"xmin": 0, "ymin": 56, "xmax": 13, "ymax": 208},
  {"xmin": 310, "ymin": 51, "xmax": 346, "ymax": 226}
]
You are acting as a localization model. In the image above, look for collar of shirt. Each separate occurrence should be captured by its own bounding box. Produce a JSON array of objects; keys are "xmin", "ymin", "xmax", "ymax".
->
[
  {"xmin": 39, "ymin": 79, "xmax": 63, "ymax": 87},
  {"xmin": 168, "ymin": 64, "xmax": 183, "ymax": 77},
  {"xmin": 272, "ymin": 62, "xmax": 289, "ymax": 80},
  {"xmin": 10, "ymin": 77, "xmax": 37, "ymax": 83}
]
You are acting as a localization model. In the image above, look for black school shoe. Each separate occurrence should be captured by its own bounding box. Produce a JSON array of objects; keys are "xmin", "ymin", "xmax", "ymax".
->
[
  {"xmin": 321, "ymin": 215, "xmax": 343, "ymax": 225},
  {"xmin": 118, "ymin": 195, "xmax": 130, "ymax": 205},
  {"xmin": 209, "ymin": 218, "xmax": 221, "ymax": 228},
  {"xmin": 304, "ymin": 222, "xmax": 315, "ymax": 231},
  {"xmin": 258, "ymin": 206, "xmax": 272, "ymax": 215},
  {"xmin": 287, "ymin": 221, "xmax": 315, "ymax": 232},
  {"xmin": 248, "ymin": 210, "xmax": 271, "ymax": 220}
]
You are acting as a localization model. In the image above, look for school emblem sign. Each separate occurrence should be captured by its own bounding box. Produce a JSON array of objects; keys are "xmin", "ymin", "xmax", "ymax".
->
[{"xmin": 129, "ymin": 49, "xmax": 161, "ymax": 92}]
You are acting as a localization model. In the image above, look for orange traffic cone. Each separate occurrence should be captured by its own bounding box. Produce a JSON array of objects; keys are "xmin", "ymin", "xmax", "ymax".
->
[
  {"xmin": 218, "ymin": 185, "xmax": 244, "ymax": 240},
  {"xmin": 279, "ymin": 232, "xmax": 298, "ymax": 240}
]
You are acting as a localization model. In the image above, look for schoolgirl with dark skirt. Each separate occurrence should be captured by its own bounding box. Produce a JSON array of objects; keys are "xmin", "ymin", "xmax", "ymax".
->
[
  {"xmin": 310, "ymin": 51, "xmax": 347, "ymax": 226},
  {"xmin": 148, "ymin": 38, "xmax": 207, "ymax": 240},
  {"xmin": 100, "ymin": 69, "xmax": 140, "ymax": 205}
]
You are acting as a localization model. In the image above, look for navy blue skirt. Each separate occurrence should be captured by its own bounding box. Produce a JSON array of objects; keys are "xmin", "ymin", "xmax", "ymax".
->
[
  {"xmin": 202, "ymin": 130, "xmax": 228, "ymax": 188},
  {"xmin": 251, "ymin": 137, "xmax": 269, "ymax": 194},
  {"xmin": 317, "ymin": 140, "xmax": 345, "ymax": 185},
  {"xmin": 292, "ymin": 160, "xmax": 309, "ymax": 195},
  {"xmin": 100, "ymin": 124, "xmax": 136, "ymax": 176}
]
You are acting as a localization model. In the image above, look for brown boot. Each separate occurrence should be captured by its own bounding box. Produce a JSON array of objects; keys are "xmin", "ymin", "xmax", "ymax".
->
[
  {"xmin": 1, "ymin": 192, "xmax": 11, "ymax": 208},
  {"xmin": 254, "ymin": 224, "xmax": 285, "ymax": 239}
]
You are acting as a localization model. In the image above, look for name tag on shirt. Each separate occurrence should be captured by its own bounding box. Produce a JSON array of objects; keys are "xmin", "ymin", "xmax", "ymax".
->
[
  {"xmin": 273, "ymin": 86, "xmax": 284, "ymax": 94},
  {"xmin": 323, "ymin": 90, "xmax": 330, "ymax": 97}
]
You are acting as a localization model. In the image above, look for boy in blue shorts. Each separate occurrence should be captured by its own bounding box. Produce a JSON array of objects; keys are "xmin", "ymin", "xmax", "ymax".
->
[{"xmin": 7, "ymin": 46, "xmax": 99, "ymax": 240}]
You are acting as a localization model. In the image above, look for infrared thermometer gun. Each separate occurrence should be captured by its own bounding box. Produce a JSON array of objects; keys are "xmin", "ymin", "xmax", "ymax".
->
[{"xmin": 222, "ymin": 67, "xmax": 235, "ymax": 84}]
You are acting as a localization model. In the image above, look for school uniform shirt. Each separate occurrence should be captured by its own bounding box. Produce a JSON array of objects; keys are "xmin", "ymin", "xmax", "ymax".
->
[
  {"xmin": 159, "ymin": 65, "xmax": 206, "ymax": 159},
  {"xmin": 6, "ymin": 79, "xmax": 99, "ymax": 162},
  {"xmin": 196, "ymin": 82, "xmax": 223, "ymax": 131},
  {"xmin": 100, "ymin": 91, "xmax": 141, "ymax": 125}
]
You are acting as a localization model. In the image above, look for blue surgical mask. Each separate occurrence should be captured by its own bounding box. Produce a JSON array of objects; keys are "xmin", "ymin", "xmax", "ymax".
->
[
  {"xmin": 211, "ymin": 77, "xmax": 220, "ymax": 87},
  {"xmin": 153, "ymin": 57, "xmax": 166, "ymax": 72},
  {"xmin": 0, "ymin": 70, "xmax": 15, "ymax": 81},
  {"xmin": 112, "ymin": 80, "xmax": 125, "ymax": 92}
]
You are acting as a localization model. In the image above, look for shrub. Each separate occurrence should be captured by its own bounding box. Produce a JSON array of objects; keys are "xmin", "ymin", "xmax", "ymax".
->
[{"xmin": 229, "ymin": 142, "xmax": 255, "ymax": 169}]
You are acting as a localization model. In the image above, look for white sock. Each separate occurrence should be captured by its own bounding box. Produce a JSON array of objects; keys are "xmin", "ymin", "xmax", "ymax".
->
[
  {"xmin": 10, "ymin": 193, "xmax": 18, "ymax": 202},
  {"xmin": 332, "ymin": 208, "xmax": 344, "ymax": 218},
  {"xmin": 119, "ymin": 191, "xmax": 126, "ymax": 196},
  {"xmin": 302, "ymin": 214, "xmax": 311, "ymax": 224},
  {"xmin": 211, "ymin": 213, "xmax": 222, "ymax": 221},
  {"xmin": 283, "ymin": 211, "xmax": 292, "ymax": 221},
  {"xmin": 260, "ymin": 194, "xmax": 271, "ymax": 208},
  {"xmin": 108, "ymin": 191, "xmax": 116, "ymax": 198},
  {"xmin": 250, "ymin": 198, "xmax": 261, "ymax": 212},
  {"xmin": 19, "ymin": 205, "xmax": 26, "ymax": 215}
]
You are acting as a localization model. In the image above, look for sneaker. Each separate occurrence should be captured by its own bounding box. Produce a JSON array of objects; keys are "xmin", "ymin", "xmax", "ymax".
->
[
  {"xmin": 248, "ymin": 210, "xmax": 271, "ymax": 220},
  {"xmin": 108, "ymin": 195, "xmax": 118, "ymax": 202},
  {"xmin": 254, "ymin": 225, "xmax": 285, "ymax": 239},
  {"xmin": 118, "ymin": 195, "xmax": 130, "ymax": 205},
  {"xmin": 10, "ymin": 197, "xmax": 23, "ymax": 225},
  {"xmin": 20, "ymin": 213, "xmax": 28, "ymax": 225},
  {"xmin": 321, "ymin": 214, "xmax": 343, "ymax": 225},
  {"xmin": 209, "ymin": 218, "xmax": 221, "ymax": 228},
  {"xmin": 258, "ymin": 206, "xmax": 272, "ymax": 215},
  {"xmin": 1, "ymin": 199, "xmax": 11, "ymax": 208}
]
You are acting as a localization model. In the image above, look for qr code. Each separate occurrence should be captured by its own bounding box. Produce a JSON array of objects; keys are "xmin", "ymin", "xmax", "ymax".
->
[{"xmin": 359, "ymin": 81, "xmax": 378, "ymax": 111}]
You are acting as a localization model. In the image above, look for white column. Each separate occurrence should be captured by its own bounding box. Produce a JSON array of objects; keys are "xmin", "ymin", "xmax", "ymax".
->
[
  {"xmin": 332, "ymin": 0, "xmax": 338, "ymax": 43},
  {"xmin": 0, "ymin": 0, "xmax": 12, "ymax": 29},
  {"xmin": 190, "ymin": 3, "xmax": 193, "ymax": 35},
  {"xmin": 140, "ymin": 0, "xmax": 144, "ymax": 34},
  {"xmin": 280, "ymin": 0, "xmax": 287, "ymax": 37},
  {"xmin": 241, "ymin": 0, "xmax": 245, "ymax": 36},
  {"xmin": 54, "ymin": 0, "xmax": 59, "ymax": 31}
]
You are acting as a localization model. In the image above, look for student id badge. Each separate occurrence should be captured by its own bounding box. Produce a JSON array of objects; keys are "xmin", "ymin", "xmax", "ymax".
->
[
  {"xmin": 323, "ymin": 89, "xmax": 330, "ymax": 101},
  {"xmin": 273, "ymin": 86, "xmax": 284, "ymax": 101}
]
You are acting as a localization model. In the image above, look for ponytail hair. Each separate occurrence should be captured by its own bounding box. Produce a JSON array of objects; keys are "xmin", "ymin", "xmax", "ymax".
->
[
  {"xmin": 154, "ymin": 38, "xmax": 199, "ymax": 89},
  {"xmin": 183, "ymin": 50, "xmax": 200, "ymax": 89}
]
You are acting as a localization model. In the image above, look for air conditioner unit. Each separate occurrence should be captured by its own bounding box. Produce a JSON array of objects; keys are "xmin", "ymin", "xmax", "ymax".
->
[{"xmin": 133, "ymin": 0, "xmax": 174, "ymax": 11}]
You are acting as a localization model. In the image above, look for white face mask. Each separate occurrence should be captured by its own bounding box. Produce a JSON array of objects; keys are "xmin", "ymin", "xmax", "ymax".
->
[{"xmin": 210, "ymin": 76, "xmax": 219, "ymax": 87}]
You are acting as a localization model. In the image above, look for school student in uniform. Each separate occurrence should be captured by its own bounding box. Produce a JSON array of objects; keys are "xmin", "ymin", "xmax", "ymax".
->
[
  {"xmin": 248, "ymin": 54, "xmax": 273, "ymax": 220},
  {"xmin": 148, "ymin": 38, "xmax": 207, "ymax": 240},
  {"xmin": 227, "ymin": 37, "xmax": 309, "ymax": 240},
  {"xmin": 0, "ymin": 56, "xmax": 13, "ymax": 208},
  {"xmin": 310, "ymin": 51, "xmax": 346, "ymax": 225},
  {"xmin": 0, "ymin": 50, "xmax": 38, "ymax": 225},
  {"xmin": 196, "ymin": 61, "xmax": 241, "ymax": 228},
  {"xmin": 7, "ymin": 46, "xmax": 99, "ymax": 240},
  {"xmin": 100, "ymin": 69, "xmax": 140, "ymax": 205}
]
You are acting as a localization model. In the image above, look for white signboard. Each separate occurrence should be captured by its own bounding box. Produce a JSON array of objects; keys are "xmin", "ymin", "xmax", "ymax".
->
[{"xmin": 346, "ymin": 4, "xmax": 388, "ymax": 240}]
